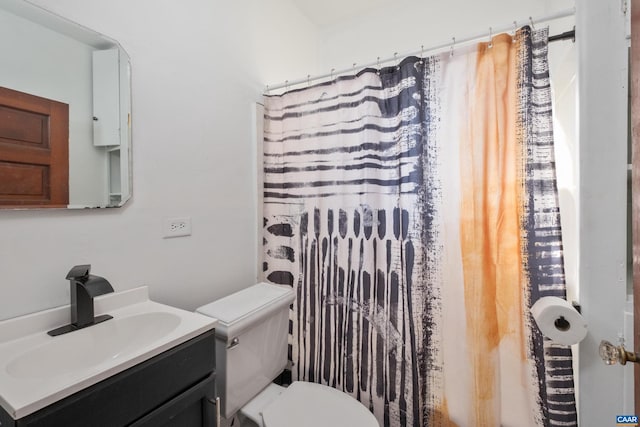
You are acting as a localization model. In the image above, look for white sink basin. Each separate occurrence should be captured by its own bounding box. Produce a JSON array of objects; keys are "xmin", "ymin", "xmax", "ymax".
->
[
  {"xmin": 6, "ymin": 311, "xmax": 181, "ymax": 379},
  {"xmin": 0, "ymin": 286, "xmax": 217, "ymax": 420}
]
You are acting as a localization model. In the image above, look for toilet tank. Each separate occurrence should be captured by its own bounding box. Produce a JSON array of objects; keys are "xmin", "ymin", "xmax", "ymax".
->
[{"xmin": 196, "ymin": 282, "xmax": 295, "ymax": 419}]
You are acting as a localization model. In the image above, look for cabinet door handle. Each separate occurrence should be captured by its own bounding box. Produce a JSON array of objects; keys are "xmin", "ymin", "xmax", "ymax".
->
[{"xmin": 207, "ymin": 396, "xmax": 221, "ymax": 426}]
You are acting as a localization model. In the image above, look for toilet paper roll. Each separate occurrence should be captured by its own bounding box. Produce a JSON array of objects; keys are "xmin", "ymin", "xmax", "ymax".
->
[{"xmin": 530, "ymin": 296, "xmax": 587, "ymax": 345}]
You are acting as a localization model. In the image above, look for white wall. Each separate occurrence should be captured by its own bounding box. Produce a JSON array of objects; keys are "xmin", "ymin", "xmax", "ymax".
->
[
  {"xmin": 0, "ymin": 0, "xmax": 319, "ymax": 321},
  {"xmin": 314, "ymin": 0, "xmax": 573, "ymax": 77}
]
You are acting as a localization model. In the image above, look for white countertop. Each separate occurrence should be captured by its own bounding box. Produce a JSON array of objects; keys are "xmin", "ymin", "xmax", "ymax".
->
[{"xmin": 0, "ymin": 286, "xmax": 218, "ymax": 420}]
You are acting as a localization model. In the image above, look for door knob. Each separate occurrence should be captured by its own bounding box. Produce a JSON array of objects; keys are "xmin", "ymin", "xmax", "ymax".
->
[{"xmin": 599, "ymin": 340, "xmax": 639, "ymax": 365}]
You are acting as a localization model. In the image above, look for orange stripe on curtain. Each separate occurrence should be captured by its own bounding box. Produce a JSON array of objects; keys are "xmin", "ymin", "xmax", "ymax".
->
[{"xmin": 459, "ymin": 32, "xmax": 526, "ymax": 425}]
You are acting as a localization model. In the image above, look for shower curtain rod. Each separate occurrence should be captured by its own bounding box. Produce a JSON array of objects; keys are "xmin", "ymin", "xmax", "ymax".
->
[{"xmin": 265, "ymin": 7, "xmax": 576, "ymax": 93}]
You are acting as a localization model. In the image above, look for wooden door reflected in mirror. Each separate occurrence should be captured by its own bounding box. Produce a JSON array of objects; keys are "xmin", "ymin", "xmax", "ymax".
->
[{"xmin": 0, "ymin": 86, "xmax": 69, "ymax": 207}]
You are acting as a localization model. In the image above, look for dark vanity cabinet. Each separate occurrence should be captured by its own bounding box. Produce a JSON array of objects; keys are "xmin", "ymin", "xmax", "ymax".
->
[{"xmin": 0, "ymin": 330, "xmax": 217, "ymax": 427}]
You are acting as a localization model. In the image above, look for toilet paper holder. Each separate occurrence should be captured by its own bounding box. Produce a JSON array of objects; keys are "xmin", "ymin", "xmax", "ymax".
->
[{"xmin": 599, "ymin": 340, "xmax": 640, "ymax": 365}]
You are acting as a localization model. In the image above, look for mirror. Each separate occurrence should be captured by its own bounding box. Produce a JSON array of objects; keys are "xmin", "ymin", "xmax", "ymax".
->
[{"xmin": 0, "ymin": 0, "xmax": 132, "ymax": 209}]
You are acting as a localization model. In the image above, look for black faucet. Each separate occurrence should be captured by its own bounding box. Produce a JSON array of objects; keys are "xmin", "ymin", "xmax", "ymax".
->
[{"xmin": 48, "ymin": 264, "xmax": 115, "ymax": 337}]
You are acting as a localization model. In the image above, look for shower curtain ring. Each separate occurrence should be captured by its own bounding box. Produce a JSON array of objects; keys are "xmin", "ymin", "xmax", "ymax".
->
[
  {"xmin": 331, "ymin": 68, "xmax": 335, "ymax": 80},
  {"xmin": 512, "ymin": 20, "xmax": 517, "ymax": 36},
  {"xmin": 376, "ymin": 57, "xmax": 381, "ymax": 75},
  {"xmin": 419, "ymin": 45, "xmax": 424, "ymax": 64},
  {"xmin": 450, "ymin": 37, "xmax": 455, "ymax": 57},
  {"xmin": 307, "ymin": 74, "xmax": 311, "ymax": 87},
  {"xmin": 529, "ymin": 16, "xmax": 535, "ymax": 30},
  {"xmin": 394, "ymin": 52, "xmax": 400, "ymax": 70},
  {"xmin": 353, "ymin": 63, "xmax": 357, "ymax": 74},
  {"xmin": 285, "ymin": 80, "xmax": 289, "ymax": 91},
  {"xmin": 488, "ymin": 27, "xmax": 493, "ymax": 48}
]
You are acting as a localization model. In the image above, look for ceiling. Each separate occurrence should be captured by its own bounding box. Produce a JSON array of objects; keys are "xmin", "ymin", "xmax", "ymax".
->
[{"xmin": 291, "ymin": 0, "xmax": 395, "ymax": 27}]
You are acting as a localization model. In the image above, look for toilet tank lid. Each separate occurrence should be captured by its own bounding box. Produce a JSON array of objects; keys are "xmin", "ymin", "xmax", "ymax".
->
[{"xmin": 196, "ymin": 282, "xmax": 294, "ymax": 339}]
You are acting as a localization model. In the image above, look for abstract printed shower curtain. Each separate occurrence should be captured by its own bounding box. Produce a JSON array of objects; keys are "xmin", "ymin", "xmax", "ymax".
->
[{"xmin": 262, "ymin": 27, "xmax": 576, "ymax": 427}]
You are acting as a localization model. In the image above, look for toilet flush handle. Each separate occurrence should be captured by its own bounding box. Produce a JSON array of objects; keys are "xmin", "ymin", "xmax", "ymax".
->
[{"xmin": 228, "ymin": 337, "xmax": 240, "ymax": 349}]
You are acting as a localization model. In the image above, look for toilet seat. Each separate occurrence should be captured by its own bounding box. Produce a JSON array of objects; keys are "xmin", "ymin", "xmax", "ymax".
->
[{"xmin": 261, "ymin": 381, "xmax": 379, "ymax": 427}]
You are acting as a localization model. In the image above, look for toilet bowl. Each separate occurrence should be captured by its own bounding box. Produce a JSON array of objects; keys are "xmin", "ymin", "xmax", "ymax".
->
[
  {"xmin": 238, "ymin": 381, "xmax": 378, "ymax": 427},
  {"xmin": 196, "ymin": 283, "xmax": 378, "ymax": 427}
]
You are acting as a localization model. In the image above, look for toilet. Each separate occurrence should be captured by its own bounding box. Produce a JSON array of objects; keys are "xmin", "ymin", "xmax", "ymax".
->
[{"xmin": 196, "ymin": 282, "xmax": 379, "ymax": 427}]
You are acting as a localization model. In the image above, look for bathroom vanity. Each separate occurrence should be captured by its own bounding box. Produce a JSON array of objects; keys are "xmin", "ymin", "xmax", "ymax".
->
[{"xmin": 0, "ymin": 287, "xmax": 219, "ymax": 426}]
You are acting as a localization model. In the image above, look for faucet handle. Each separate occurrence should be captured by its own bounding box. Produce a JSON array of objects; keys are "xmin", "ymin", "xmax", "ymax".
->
[{"xmin": 66, "ymin": 264, "xmax": 91, "ymax": 280}]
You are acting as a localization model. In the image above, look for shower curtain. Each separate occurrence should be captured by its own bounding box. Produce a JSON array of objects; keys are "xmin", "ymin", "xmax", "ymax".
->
[{"xmin": 262, "ymin": 27, "xmax": 576, "ymax": 427}]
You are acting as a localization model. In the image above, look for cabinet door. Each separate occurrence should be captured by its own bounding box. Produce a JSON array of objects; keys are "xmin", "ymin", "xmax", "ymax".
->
[
  {"xmin": 131, "ymin": 373, "xmax": 217, "ymax": 427},
  {"xmin": 92, "ymin": 49, "xmax": 120, "ymax": 147}
]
